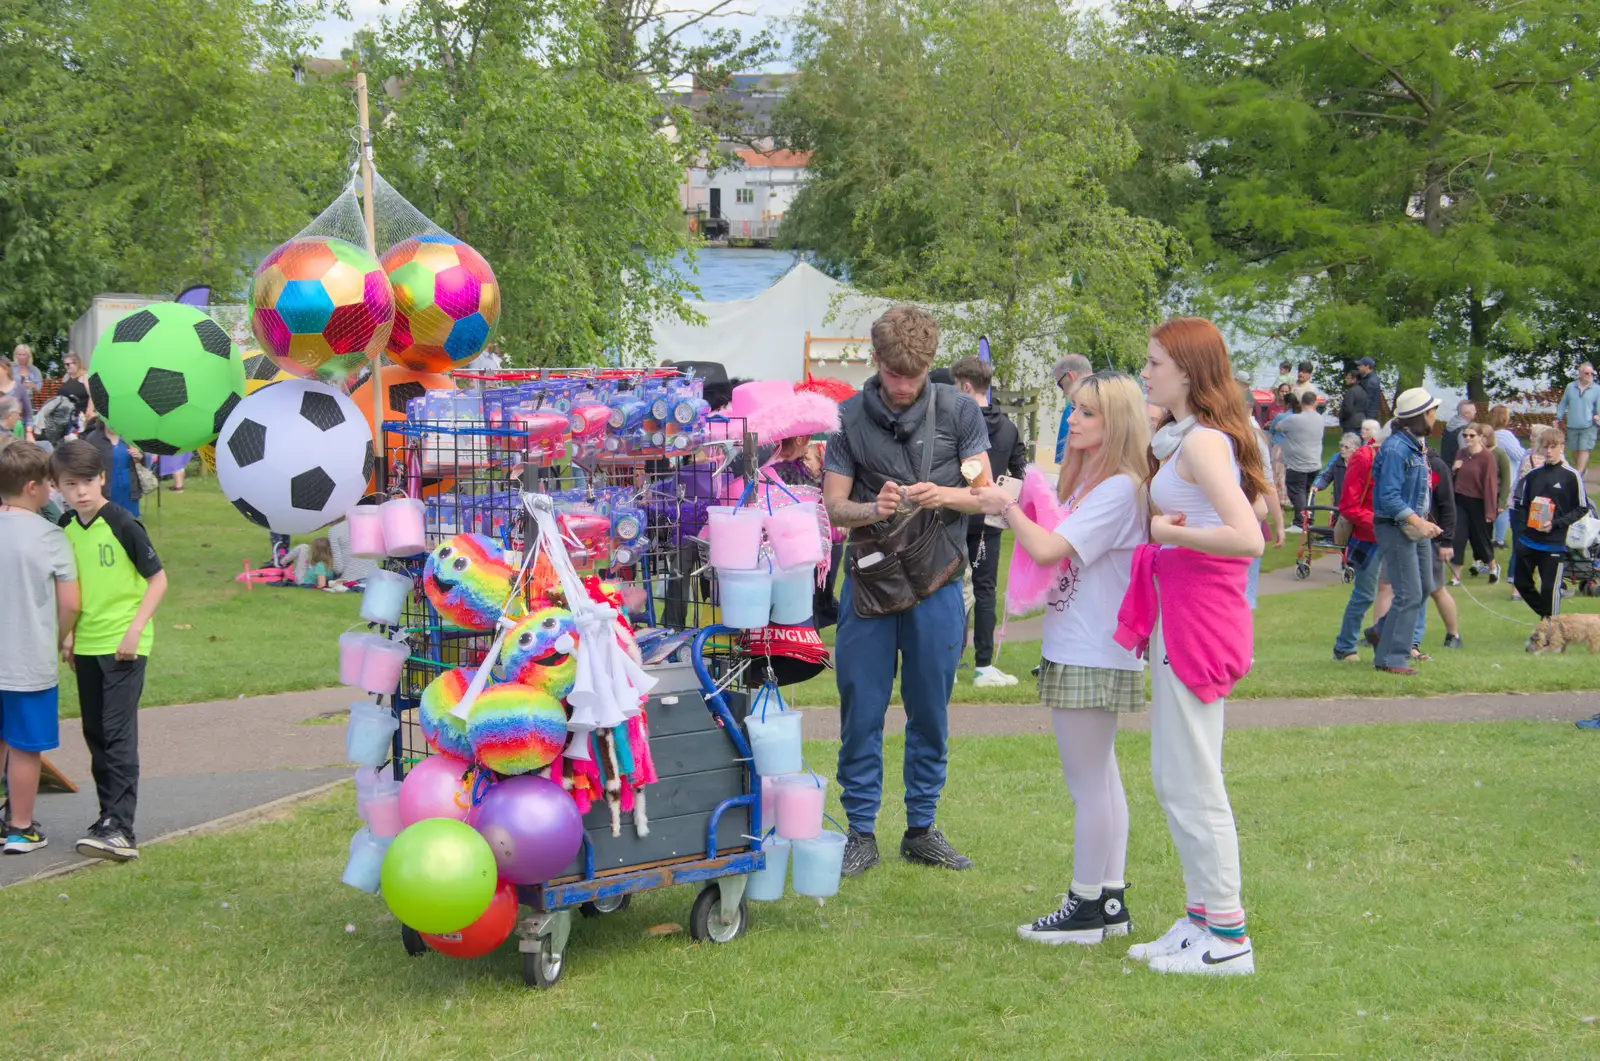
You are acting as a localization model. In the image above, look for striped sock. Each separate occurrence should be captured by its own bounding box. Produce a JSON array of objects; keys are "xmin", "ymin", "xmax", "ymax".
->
[
  {"xmin": 1185, "ymin": 903, "xmax": 1207, "ymax": 927},
  {"xmin": 1207, "ymin": 909, "xmax": 1247, "ymax": 940}
]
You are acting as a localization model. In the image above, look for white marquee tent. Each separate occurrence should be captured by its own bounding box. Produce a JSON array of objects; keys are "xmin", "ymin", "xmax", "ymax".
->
[{"xmin": 648, "ymin": 261, "xmax": 895, "ymax": 384}]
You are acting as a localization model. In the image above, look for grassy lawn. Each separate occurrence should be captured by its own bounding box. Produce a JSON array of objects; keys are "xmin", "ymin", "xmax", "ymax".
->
[
  {"xmin": 789, "ymin": 582, "xmax": 1600, "ymax": 707},
  {"xmin": 3, "ymin": 723, "xmax": 1596, "ymax": 1059},
  {"xmin": 57, "ymin": 474, "xmax": 362, "ymax": 714}
]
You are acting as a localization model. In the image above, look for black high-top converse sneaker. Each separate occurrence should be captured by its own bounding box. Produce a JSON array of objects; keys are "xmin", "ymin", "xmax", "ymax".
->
[{"xmin": 1017, "ymin": 892, "xmax": 1106, "ymax": 945}]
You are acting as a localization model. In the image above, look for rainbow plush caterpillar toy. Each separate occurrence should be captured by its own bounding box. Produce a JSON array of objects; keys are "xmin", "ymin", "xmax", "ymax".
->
[
  {"xmin": 418, "ymin": 667, "xmax": 475, "ymax": 761},
  {"xmin": 422, "ymin": 533, "xmax": 517, "ymax": 631},
  {"xmin": 466, "ymin": 684, "xmax": 569, "ymax": 776},
  {"xmin": 500, "ymin": 604, "xmax": 579, "ymax": 699}
]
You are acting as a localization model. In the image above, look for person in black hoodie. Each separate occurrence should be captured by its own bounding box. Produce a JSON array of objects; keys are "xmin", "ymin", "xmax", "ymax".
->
[
  {"xmin": 950, "ymin": 356, "xmax": 1029, "ymax": 686},
  {"xmin": 1337, "ymin": 367, "xmax": 1367, "ymax": 437},
  {"xmin": 1511, "ymin": 425, "xmax": 1589, "ymax": 619}
]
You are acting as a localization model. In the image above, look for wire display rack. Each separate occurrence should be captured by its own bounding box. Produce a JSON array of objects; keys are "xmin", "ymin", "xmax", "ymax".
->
[{"xmin": 355, "ymin": 369, "xmax": 779, "ymax": 987}]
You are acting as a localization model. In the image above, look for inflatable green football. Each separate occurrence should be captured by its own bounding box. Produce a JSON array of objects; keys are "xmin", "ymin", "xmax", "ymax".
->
[{"xmin": 89, "ymin": 303, "xmax": 247, "ymax": 455}]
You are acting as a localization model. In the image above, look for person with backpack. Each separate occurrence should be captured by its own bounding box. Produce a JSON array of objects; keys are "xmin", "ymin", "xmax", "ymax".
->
[{"xmin": 950, "ymin": 356, "xmax": 1028, "ymax": 688}]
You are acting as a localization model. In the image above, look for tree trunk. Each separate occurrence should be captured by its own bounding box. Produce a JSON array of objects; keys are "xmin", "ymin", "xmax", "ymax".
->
[{"xmin": 1466, "ymin": 289, "xmax": 1489, "ymax": 402}]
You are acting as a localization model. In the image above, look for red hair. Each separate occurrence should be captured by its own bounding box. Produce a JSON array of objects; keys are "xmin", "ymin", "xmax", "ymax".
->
[{"xmin": 1147, "ymin": 318, "xmax": 1268, "ymax": 501}]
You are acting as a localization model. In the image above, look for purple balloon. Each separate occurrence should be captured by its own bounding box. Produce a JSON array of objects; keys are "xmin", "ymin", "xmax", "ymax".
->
[{"xmin": 470, "ymin": 774, "xmax": 584, "ymax": 885}]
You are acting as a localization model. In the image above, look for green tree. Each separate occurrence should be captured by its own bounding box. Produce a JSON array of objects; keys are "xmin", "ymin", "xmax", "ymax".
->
[
  {"xmin": 0, "ymin": 0, "xmax": 347, "ymax": 348},
  {"xmin": 776, "ymin": 0, "xmax": 1179, "ymax": 382},
  {"xmin": 364, "ymin": 0, "xmax": 700, "ymax": 365},
  {"xmin": 1113, "ymin": 0, "xmax": 1600, "ymax": 400}
]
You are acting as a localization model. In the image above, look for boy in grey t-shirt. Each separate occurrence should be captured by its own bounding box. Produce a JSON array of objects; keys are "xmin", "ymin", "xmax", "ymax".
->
[
  {"xmin": 0, "ymin": 442, "xmax": 80, "ymax": 853},
  {"xmin": 1276, "ymin": 391, "xmax": 1328, "ymax": 526}
]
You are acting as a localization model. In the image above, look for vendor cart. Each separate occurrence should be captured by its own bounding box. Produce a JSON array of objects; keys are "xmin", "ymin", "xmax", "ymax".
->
[{"xmin": 393, "ymin": 626, "xmax": 763, "ymax": 988}]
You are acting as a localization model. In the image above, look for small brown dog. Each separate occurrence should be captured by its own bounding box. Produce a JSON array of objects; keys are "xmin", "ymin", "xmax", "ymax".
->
[{"xmin": 1525, "ymin": 614, "xmax": 1600, "ymax": 654}]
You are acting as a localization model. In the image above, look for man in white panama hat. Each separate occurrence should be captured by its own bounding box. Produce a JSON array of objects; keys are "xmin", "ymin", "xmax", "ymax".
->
[{"xmin": 1369, "ymin": 387, "xmax": 1442, "ymax": 675}]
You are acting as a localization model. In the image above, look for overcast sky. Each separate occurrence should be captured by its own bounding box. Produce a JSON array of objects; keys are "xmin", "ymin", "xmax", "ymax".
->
[{"xmin": 312, "ymin": 0, "xmax": 809, "ymax": 66}]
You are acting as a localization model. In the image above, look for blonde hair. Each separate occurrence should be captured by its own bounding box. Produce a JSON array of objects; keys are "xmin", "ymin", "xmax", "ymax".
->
[
  {"xmin": 1472, "ymin": 422, "xmax": 1495, "ymax": 448},
  {"xmin": 1058, "ymin": 372, "xmax": 1152, "ymax": 516}
]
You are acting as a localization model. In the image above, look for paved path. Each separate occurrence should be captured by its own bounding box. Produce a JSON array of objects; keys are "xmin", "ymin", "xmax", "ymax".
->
[{"xmin": 8, "ymin": 675, "xmax": 1592, "ymax": 888}]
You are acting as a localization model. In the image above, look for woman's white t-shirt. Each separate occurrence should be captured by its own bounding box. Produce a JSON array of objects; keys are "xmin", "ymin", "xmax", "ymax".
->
[{"xmin": 1040, "ymin": 474, "xmax": 1147, "ymax": 672}]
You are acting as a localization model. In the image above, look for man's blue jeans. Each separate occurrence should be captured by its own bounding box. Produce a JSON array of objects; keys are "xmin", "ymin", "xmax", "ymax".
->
[
  {"xmin": 1333, "ymin": 539, "xmax": 1381, "ymax": 656},
  {"xmin": 835, "ymin": 578, "xmax": 964, "ymax": 833},
  {"xmin": 1373, "ymin": 523, "xmax": 1435, "ymax": 669}
]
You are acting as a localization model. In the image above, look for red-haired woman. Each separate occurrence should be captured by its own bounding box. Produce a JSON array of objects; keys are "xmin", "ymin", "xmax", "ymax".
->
[{"xmin": 1117, "ymin": 317, "xmax": 1265, "ymax": 976}]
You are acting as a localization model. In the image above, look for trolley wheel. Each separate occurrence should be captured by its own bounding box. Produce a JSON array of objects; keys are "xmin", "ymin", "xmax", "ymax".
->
[
  {"xmin": 522, "ymin": 939, "xmax": 564, "ymax": 989},
  {"xmin": 400, "ymin": 925, "xmax": 428, "ymax": 957},
  {"xmin": 688, "ymin": 883, "xmax": 748, "ymax": 944},
  {"xmin": 1295, "ymin": 561, "xmax": 1311, "ymax": 581},
  {"xmin": 580, "ymin": 893, "xmax": 632, "ymax": 918},
  {"xmin": 1342, "ymin": 564, "xmax": 1356, "ymax": 584}
]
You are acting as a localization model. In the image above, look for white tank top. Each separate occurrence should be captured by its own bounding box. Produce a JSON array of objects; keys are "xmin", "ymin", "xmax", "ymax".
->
[{"xmin": 1150, "ymin": 426, "xmax": 1239, "ymax": 531}]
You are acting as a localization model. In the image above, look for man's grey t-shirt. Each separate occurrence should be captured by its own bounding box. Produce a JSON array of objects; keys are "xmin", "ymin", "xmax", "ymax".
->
[
  {"xmin": 0, "ymin": 509, "xmax": 77, "ymax": 691},
  {"xmin": 1279, "ymin": 410, "xmax": 1327, "ymax": 473},
  {"xmin": 824, "ymin": 389, "xmax": 991, "ymax": 480}
]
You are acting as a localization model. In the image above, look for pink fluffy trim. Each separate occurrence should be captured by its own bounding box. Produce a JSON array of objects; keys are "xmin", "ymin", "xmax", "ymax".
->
[{"xmin": 1005, "ymin": 465, "xmax": 1070, "ymax": 616}]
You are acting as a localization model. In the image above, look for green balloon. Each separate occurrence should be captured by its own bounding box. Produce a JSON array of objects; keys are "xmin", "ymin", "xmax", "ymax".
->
[{"xmin": 380, "ymin": 818, "xmax": 498, "ymax": 934}]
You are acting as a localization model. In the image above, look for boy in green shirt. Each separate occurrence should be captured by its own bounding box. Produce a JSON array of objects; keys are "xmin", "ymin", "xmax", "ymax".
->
[{"xmin": 49, "ymin": 440, "xmax": 167, "ymax": 861}]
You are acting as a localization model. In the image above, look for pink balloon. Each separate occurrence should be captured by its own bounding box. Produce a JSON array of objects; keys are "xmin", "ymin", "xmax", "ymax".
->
[{"xmin": 398, "ymin": 753, "xmax": 473, "ymax": 828}]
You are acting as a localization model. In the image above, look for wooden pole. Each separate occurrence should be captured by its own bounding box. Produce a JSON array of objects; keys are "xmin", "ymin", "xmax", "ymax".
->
[{"xmin": 355, "ymin": 72, "xmax": 386, "ymax": 494}]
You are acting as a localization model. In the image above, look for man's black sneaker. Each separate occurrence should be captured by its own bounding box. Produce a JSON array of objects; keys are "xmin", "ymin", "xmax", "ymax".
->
[
  {"xmin": 900, "ymin": 828, "xmax": 972, "ymax": 870},
  {"xmin": 1443, "ymin": 634, "xmax": 1463, "ymax": 649},
  {"xmin": 1362, "ymin": 625, "xmax": 1380, "ymax": 648},
  {"xmin": 77, "ymin": 818, "xmax": 139, "ymax": 862},
  {"xmin": 1099, "ymin": 886, "xmax": 1133, "ymax": 937},
  {"xmin": 3, "ymin": 820, "xmax": 47, "ymax": 854},
  {"xmin": 1017, "ymin": 892, "xmax": 1105, "ymax": 945},
  {"xmin": 841, "ymin": 828, "xmax": 880, "ymax": 877}
]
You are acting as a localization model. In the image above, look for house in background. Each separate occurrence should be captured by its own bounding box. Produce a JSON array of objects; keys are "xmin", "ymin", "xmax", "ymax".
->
[
  {"xmin": 681, "ymin": 148, "xmax": 810, "ymax": 244},
  {"xmin": 665, "ymin": 74, "xmax": 810, "ymax": 245}
]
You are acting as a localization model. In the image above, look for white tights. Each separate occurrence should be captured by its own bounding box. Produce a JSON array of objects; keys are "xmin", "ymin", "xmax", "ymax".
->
[{"xmin": 1050, "ymin": 707, "xmax": 1129, "ymax": 894}]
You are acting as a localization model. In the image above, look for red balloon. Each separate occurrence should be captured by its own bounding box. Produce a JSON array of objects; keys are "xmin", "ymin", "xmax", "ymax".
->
[{"xmin": 421, "ymin": 879, "xmax": 520, "ymax": 959}]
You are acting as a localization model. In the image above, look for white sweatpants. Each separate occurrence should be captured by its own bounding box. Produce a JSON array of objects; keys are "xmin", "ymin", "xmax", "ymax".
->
[{"xmin": 1148, "ymin": 622, "xmax": 1243, "ymax": 915}]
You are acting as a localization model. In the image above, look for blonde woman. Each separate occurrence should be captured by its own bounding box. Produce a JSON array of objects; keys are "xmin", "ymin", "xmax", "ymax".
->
[{"xmin": 973, "ymin": 372, "xmax": 1150, "ymax": 945}]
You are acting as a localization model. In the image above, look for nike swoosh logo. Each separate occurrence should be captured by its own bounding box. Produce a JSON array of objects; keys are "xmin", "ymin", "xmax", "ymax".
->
[{"xmin": 1201, "ymin": 948, "xmax": 1252, "ymax": 965}]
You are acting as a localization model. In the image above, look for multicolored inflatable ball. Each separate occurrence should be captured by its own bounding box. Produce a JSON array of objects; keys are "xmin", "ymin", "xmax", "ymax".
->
[
  {"xmin": 249, "ymin": 236, "xmax": 395, "ymax": 383},
  {"xmin": 467, "ymin": 684, "xmax": 569, "ymax": 776},
  {"xmin": 499, "ymin": 604, "xmax": 578, "ymax": 700},
  {"xmin": 423, "ymin": 534, "xmax": 516, "ymax": 631},
  {"xmin": 381, "ymin": 234, "xmax": 500, "ymax": 372},
  {"xmin": 418, "ymin": 668, "xmax": 475, "ymax": 761}
]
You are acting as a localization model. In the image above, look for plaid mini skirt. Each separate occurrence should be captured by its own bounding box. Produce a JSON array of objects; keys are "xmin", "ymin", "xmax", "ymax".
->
[{"xmin": 1036, "ymin": 659, "xmax": 1146, "ymax": 713}]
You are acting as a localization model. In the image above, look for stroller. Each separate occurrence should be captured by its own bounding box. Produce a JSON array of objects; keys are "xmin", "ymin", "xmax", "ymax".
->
[
  {"xmin": 1561, "ymin": 500, "xmax": 1600, "ymax": 598},
  {"xmin": 1294, "ymin": 503, "xmax": 1354, "ymax": 582}
]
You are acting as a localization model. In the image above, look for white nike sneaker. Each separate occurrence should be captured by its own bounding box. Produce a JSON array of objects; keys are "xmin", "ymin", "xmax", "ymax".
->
[
  {"xmin": 1125, "ymin": 916, "xmax": 1209, "ymax": 962},
  {"xmin": 974, "ymin": 666, "xmax": 1018, "ymax": 687},
  {"xmin": 1148, "ymin": 934, "xmax": 1255, "ymax": 976}
]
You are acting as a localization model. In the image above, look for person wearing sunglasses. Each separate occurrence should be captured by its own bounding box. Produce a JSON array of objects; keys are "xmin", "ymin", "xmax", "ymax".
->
[{"xmin": 1051, "ymin": 354, "xmax": 1092, "ymax": 463}]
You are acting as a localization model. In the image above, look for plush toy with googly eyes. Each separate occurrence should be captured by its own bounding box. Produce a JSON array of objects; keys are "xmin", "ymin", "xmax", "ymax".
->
[{"xmin": 422, "ymin": 533, "xmax": 515, "ymax": 631}]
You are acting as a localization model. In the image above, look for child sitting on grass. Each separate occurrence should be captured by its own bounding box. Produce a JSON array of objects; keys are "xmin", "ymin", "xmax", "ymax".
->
[
  {"xmin": 290, "ymin": 537, "xmax": 336, "ymax": 588},
  {"xmin": 0, "ymin": 443, "xmax": 80, "ymax": 855},
  {"xmin": 49, "ymin": 440, "xmax": 167, "ymax": 862}
]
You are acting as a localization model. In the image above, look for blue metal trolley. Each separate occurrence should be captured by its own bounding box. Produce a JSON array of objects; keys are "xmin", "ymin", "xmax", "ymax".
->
[{"xmin": 396, "ymin": 625, "xmax": 766, "ymax": 988}]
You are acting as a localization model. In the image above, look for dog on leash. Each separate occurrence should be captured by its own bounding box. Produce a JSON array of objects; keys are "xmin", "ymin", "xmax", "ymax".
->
[{"xmin": 1525, "ymin": 614, "xmax": 1600, "ymax": 654}]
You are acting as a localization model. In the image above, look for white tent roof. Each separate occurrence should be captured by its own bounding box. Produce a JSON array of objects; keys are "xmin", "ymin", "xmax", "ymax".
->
[{"xmin": 649, "ymin": 261, "xmax": 894, "ymax": 382}]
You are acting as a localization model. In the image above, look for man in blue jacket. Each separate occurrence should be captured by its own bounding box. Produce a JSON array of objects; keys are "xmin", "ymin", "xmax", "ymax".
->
[{"xmin": 1370, "ymin": 388, "xmax": 1443, "ymax": 675}]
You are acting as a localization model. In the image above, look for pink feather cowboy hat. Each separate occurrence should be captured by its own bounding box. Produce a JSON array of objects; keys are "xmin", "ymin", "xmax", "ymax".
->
[{"xmin": 712, "ymin": 379, "xmax": 841, "ymax": 444}]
